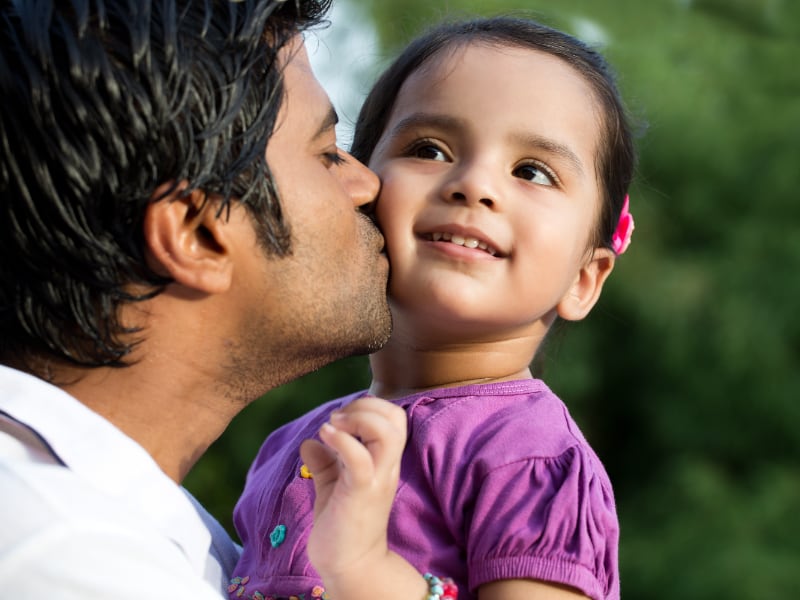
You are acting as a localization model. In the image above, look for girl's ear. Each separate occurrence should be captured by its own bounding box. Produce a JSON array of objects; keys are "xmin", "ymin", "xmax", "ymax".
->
[
  {"xmin": 557, "ymin": 248, "xmax": 616, "ymax": 322},
  {"xmin": 143, "ymin": 183, "xmax": 234, "ymax": 294}
]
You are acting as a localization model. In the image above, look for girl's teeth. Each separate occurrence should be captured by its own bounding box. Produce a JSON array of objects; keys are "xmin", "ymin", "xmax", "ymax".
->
[{"xmin": 429, "ymin": 232, "xmax": 497, "ymax": 256}]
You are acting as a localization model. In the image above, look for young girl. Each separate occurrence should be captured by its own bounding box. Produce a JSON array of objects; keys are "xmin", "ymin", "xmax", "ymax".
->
[{"xmin": 229, "ymin": 16, "xmax": 636, "ymax": 600}]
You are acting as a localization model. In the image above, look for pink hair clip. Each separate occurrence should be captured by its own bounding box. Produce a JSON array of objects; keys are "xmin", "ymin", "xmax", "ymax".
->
[{"xmin": 611, "ymin": 195, "xmax": 634, "ymax": 255}]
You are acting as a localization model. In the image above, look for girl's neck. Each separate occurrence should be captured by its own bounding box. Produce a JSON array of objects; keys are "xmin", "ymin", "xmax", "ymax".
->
[{"xmin": 367, "ymin": 330, "xmax": 542, "ymax": 400}]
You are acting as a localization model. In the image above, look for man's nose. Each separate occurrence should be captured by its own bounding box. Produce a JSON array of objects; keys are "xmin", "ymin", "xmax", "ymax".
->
[{"xmin": 341, "ymin": 150, "xmax": 380, "ymax": 208}]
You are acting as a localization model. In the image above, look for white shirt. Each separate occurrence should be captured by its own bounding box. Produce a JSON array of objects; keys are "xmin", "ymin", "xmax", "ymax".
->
[{"xmin": 0, "ymin": 365, "xmax": 241, "ymax": 599}]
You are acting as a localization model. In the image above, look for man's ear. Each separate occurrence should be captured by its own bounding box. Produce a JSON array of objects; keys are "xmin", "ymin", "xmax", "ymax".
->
[
  {"xmin": 557, "ymin": 248, "xmax": 616, "ymax": 322},
  {"xmin": 143, "ymin": 183, "xmax": 234, "ymax": 294}
]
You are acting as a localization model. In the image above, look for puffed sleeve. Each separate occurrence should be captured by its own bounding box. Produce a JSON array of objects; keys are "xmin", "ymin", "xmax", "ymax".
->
[{"xmin": 465, "ymin": 446, "xmax": 619, "ymax": 600}]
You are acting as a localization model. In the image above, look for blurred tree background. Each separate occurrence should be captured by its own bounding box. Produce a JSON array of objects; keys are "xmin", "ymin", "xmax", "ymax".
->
[{"xmin": 185, "ymin": 0, "xmax": 800, "ymax": 597}]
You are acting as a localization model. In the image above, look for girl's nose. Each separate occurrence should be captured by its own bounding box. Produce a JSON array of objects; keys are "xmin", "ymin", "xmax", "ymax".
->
[{"xmin": 440, "ymin": 162, "xmax": 498, "ymax": 209}]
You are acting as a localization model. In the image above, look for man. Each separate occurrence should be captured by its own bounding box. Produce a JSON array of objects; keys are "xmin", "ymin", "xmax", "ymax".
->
[{"xmin": 0, "ymin": 0, "xmax": 391, "ymax": 597}]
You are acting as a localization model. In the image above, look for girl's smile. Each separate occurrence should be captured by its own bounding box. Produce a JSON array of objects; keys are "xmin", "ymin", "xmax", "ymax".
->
[{"xmin": 418, "ymin": 224, "xmax": 503, "ymax": 259}]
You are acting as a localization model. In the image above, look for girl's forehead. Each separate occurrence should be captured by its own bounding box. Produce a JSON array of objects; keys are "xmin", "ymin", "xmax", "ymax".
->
[
  {"xmin": 399, "ymin": 42, "xmax": 598, "ymax": 116},
  {"xmin": 418, "ymin": 41, "xmax": 576, "ymax": 77},
  {"xmin": 395, "ymin": 43, "xmax": 601, "ymax": 149}
]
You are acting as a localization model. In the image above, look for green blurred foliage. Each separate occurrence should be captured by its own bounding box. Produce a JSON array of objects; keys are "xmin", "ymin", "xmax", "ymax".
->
[{"xmin": 186, "ymin": 0, "xmax": 800, "ymax": 597}]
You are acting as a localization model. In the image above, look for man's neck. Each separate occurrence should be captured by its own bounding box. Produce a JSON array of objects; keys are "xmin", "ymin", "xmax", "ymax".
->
[{"xmin": 55, "ymin": 357, "xmax": 238, "ymax": 483}]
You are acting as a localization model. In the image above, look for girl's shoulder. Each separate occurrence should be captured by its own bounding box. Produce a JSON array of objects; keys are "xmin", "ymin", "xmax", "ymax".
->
[{"xmin": 401, "ymin": 379, "xmax": 593, "ymax": 463}]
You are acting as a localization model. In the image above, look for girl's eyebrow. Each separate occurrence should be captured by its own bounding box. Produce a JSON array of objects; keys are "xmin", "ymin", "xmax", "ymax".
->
[
  {"xmin": 511, "ymin": 132, "xmax": 585, "ymax": 177},
  {"xmin": 386, "ymin": 112, "xmax": 464, "ymax": 138}
]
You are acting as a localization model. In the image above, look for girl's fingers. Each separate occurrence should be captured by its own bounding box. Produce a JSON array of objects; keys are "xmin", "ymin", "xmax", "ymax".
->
[
  {"xmin": 316, "ymin": 420, "xmax": 379, "ymax": 488},
  {"xmin": 299, "ymin": 397, "xmax": 406, "ymax": 491},
  {"xmin": 331, "ymin": 397, "xmax": 407, "ymax": 446},
  {"xmin": 308, "ymin": 399, "xmax": 405, "ymax": 488},
  {"xmin": 299, "ymin": 438, "xmax": 338, "ymax": 480},
  {"xmin": 328, "ymin": 406, "xmax": 405, "ymax": 469},
  {"xmin": 337, "ymin": 396, "xmax": 407, "ymax": 432}
]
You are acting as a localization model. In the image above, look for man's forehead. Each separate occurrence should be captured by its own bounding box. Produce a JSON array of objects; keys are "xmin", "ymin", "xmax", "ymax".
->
[
  {"xmin": 280, "ymin": 39, "xmax": 334, "ymax": 131},
  {"xmin": 269, "ymin": 35, "xmax": 336, "ymax": 149},
  {"xmin": 280, "ymin": 35, "xmax": 314, "ymax": 75}
]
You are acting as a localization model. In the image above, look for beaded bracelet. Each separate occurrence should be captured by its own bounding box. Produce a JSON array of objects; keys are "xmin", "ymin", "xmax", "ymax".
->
[{"xmin": 423, "ymin": 573, "xmax": 458, "ymax": 600}]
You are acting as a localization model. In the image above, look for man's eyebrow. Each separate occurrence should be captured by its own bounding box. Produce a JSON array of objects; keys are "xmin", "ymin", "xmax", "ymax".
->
[
  {"xmin": 313, "ymin": 105, "xmax": 339, "ymax": 141},
  {"xmin": 512, "ymin": 132, "xmax": 586, "ymax": 176}
]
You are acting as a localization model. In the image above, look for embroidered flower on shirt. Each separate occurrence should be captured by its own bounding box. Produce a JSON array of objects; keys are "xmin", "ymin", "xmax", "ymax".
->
[
  {"xmin": 269, "ymin": 524, "xmax": 287, "ymax": 547},
  {"xmin": 227, "ymin": 576, "xmax": 271, "ymax": 600},
  {"xmin": 228, "ymin": 576, "xmax": 250, "ymax": 598},
  {"xmin": 226, "ymin": 577, "xmax": 326, "ymax": 600}
]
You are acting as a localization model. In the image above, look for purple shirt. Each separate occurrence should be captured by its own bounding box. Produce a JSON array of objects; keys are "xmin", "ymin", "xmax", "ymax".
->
[{"xmin": 232, "ymin": 380, "xmax": 619, "ymax": 600}]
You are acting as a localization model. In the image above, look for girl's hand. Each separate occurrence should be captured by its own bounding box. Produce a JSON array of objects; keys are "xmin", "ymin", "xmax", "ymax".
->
[
  {"xmin": 300, "ymin": 397, "xmax": 429, "ymax": 600},
  {"xmin": 299, "ymin": 396, "xmax": 408, "ymax": 580}
]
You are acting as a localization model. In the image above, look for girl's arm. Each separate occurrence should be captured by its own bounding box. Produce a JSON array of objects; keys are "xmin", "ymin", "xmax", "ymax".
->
[
  {"xmin": 480, "ymin": 579, "xmax": 590, "ymax": 600},
  {"xmin": 300, "ymin": 396, "xmax": 431, "ymax": 600}
]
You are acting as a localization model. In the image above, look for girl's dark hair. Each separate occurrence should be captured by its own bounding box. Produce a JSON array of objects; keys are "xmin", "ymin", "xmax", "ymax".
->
[
  {"xmin": 0, "ymin": 0, "xmax": 330, "ymax": 368},
  {"xmin": 352, "ymin": 16, "xmax": 637, "ymax": 251}
]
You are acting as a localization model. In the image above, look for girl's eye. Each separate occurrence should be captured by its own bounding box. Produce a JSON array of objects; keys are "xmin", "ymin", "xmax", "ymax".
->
[
  {"xmin": 411, "ymin": 143, "xmax": 448, "ymax": 162},
  {"xmin": 512, "ymin": 163, "xmax": 555, "ymax": 186}
]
